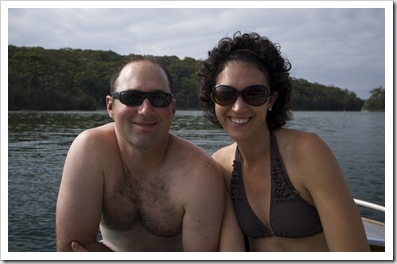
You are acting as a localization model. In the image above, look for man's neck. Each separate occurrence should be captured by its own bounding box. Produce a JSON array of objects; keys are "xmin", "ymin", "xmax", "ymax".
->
[{"xmin": 117, "ymin": 132, "xmax": 172, "ymax": 172}]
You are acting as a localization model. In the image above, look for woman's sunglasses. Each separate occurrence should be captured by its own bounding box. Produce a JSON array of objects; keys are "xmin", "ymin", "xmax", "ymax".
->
[
  {"xmin": 211, "ymin": 84, "xmax": 271, "ymax": 106},
  {"xmin": 111, "ymin": 90, "xmax": 174, "ymax": 108}
]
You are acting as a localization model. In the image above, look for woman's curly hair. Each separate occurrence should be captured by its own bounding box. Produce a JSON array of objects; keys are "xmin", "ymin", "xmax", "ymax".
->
[{"xmin": 197, "ymin": 31, "xmax": 293, "ymax": 130}]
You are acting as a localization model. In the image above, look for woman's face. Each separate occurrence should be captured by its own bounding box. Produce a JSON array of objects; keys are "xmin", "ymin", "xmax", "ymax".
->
[{"xmin": 214, "ymin": 60, "xmax": 275, "ymax": 143}]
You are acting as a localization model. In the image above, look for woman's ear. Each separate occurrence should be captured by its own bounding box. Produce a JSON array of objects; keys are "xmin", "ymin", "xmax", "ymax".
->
[{"xmin": 268, "ymin": 91, "xmax": 278, "ymax": 110}]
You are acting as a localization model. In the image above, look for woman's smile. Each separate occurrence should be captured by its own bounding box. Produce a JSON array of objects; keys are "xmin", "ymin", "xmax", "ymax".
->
[{"xmin": 230, "ymin": 116, "xmax": 251, "ymax": 125}]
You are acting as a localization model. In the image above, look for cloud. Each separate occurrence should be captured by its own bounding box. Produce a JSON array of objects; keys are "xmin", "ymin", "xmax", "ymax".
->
[{"xmin": 5, "ymin": 4, "xmax": 388, "ymax": 99}]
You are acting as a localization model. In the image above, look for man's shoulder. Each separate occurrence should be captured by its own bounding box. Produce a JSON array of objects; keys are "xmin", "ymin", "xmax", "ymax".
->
[
  {"xmin": 79, "ymin": 122, "xmax": 114, "ymax": 136},
  {"xmin": 169, "ymin": 135, "xmax": 219, "ymax": 171},
  {"xmin": 73, "ymin": 123, "xmax": 115, "ymax": 148},
  {"xmin": 169, "ymin": 134, "xmax": 207, "ymax": 155}
]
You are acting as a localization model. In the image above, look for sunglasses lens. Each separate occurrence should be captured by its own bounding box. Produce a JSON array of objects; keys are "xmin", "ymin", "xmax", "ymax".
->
[
  {"xmin": 243, "ymin": 85, "xmax": 270, "ymax": 106},
  {"xmin": 119, "ymin": 91, "xmax": 145, "ymax": 106},
  {"xmin": 212, "ymin": 86, "xmax": 238, "ymax": 106},
  {"xmin": 116, "ymin": 91, "xmax": 173, "ymax": 107},
  {"xmin": 148, "ymin": 92, "xmax": 173, "ymax": 107},
  {"xmin": 212, "ymin": 85, "xmax": 270, "ymax": 106}
]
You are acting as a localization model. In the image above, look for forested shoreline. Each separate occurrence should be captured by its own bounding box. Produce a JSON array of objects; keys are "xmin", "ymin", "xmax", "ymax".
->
[{"xmin": 8, "ymin": 45, "xmax": 384, "ymax": 111}]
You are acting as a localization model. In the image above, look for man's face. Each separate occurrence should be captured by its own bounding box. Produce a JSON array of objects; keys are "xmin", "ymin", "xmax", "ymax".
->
[{"xmin": 107, "ymin": 60, "xmax": 176, "ymax": 150}]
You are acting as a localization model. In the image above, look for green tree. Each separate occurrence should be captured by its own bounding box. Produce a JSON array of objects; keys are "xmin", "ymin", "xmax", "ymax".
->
[
  {"xmin": 290, "ymin": 79, "xmax": 363, "ymax": 111},
  {"xmin": 8, "ymin": 45, "xmax": 366, "ymax": 111},
  {"xmin": 363, "ymin": 86, "xmax": 385, "ymax": 112}
]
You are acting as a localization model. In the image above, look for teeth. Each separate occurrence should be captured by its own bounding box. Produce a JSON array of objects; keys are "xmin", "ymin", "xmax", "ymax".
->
[{"xmin": 231, "ymin": 117, "xmax": 249, "ymax": 124}]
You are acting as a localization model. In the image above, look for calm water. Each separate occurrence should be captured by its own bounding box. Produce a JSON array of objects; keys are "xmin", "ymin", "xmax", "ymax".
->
[{"xmin": 7, "ymin": 111, "xmax": 385, "ymax": 252}]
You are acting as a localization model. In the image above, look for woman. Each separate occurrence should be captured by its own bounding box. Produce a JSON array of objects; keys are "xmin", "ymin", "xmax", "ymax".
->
[{"xmin": 198, "ymin": 31, "xmax": 370, "ymax": 252}]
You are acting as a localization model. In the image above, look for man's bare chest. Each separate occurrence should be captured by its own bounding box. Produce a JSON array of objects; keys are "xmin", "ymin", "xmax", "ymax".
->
[{"xmin": 101, "ymin": 174, "xmax": 183, "ymax": 237}]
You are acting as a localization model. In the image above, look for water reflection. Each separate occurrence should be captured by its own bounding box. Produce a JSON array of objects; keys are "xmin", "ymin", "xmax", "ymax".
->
[
  {"xmin": 7, "ymin": 110, "xmax": 385, "ymax": 252},
  {"xmin": 172, "ymin": 111, "xmax": 232, "ymax": 155}
]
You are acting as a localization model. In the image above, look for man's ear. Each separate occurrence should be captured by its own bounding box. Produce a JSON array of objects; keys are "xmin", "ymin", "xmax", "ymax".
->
[
  {"xmin": 172, "ymin": 98, "xmax": 176, "ymax": 118},
  {"xmin": 106, "ymin": 95, "xmax": 114, "ymax": 120}
]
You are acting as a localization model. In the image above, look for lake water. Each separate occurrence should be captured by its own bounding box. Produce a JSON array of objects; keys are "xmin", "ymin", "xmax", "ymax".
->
[{"xmin": 7, "ymin": 110, "xmax": 385, "ymax": 252}]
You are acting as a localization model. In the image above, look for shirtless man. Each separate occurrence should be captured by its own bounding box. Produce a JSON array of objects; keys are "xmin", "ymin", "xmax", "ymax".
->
[{"xmin": 56, "ymin": 58, "xmax": 225, "ymax": 252}]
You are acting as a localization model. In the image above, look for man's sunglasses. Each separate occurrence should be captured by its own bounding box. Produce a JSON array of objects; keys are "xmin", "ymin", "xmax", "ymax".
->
[
  {"xmin": 111, "ymin": 90, "xmax": 174, "ymax": 108},
  {"xmin": 211, "ymin": 84, "xmax": 271, "ymax": 106}
]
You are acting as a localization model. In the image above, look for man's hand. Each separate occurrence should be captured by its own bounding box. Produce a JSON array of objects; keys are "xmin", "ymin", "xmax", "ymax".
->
[{"xmin": 71, "ymin": 241, "xmax": 89, "ymax": 252}]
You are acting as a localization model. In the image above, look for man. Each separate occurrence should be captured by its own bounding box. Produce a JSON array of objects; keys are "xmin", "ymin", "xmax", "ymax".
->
[{"xmin": 56, "ymin": 58, "xmax": 225, "ymax": 251}]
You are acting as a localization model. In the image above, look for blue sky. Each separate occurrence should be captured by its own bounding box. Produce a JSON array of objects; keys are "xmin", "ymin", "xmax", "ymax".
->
[{"xmin": 3, "ymin": 1, "xmax": 392, "ymax": 99}]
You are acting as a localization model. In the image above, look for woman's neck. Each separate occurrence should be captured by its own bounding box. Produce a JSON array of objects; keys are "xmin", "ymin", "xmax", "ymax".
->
[{"xmin": 236, "ymin": 128, "xmax": 271, "ymax": 166}]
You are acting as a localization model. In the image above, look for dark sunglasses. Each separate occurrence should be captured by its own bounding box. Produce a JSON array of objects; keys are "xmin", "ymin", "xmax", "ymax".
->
[
  {"xmin": 111, "ymin": 90, "xmax": 174, "ymax": 108},
  {"xmin": 212, "ymin": 84, "xmax": 271, "ymax": 106}
]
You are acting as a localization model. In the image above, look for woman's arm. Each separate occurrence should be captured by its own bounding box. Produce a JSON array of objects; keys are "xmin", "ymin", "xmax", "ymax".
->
[
  {"xmin": 219, "ymin": 187, "xmax": 245, "ymax": 251},
  {"xmin": 212, "ymin": 149, "xmax": 245, "ymax": 251},
  {"xmin": 298, "ymin": 132, "xmax": 370, "ymax": 251}
]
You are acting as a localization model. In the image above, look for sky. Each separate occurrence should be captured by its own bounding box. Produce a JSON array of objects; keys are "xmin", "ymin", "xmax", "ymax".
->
[{"xmin": 3, "ymin": 1, "xmax": 392, "ymax": 100}]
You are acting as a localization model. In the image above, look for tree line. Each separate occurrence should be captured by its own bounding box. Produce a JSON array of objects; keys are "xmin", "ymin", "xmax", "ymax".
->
[{"xmin": 8, "ymin": 45, "xmax": 384, "ymax": 112}]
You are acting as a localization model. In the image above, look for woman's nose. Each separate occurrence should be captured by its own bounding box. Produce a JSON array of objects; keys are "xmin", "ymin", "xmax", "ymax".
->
[{"xmin": 231, "ymin": 95, "xmax": 247, "ymax": 112}]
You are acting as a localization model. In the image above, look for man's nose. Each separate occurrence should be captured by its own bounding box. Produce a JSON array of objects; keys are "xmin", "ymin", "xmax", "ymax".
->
[{"xmin": 138, "ymin": 98, "xmax": 154, "ymax": 114}]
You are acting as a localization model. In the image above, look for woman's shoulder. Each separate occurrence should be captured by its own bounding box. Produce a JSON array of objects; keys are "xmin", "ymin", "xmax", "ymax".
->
[
  {"xmin": 211, "ymin": 143, "xmax": 237, "ymax": 185},
  {"xmin": 212, "ymin": 143, "xmax": 236, "ymax": 160},
  {"xmin": 211, "ymin": 143, "xmax": 237, "ymax": 171},
  {"xmin": 274, "ymin": 128, "xmax": 326, "ymax": 152}
]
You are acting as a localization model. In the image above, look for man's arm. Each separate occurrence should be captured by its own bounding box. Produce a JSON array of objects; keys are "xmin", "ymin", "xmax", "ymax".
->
[
  {"xmin": 71, "ymin": 241, "xmax": 108, "ymax": 252},
  {"xmin": 181, "ymin": 158, "xmax": 225, "ymax": 251},
  {"xmin": 71, "ymin": 241, "xmax": 89, "ymax": 252},
  {"xmin": 56, "ymin": 130, "xmax": 111, "ymax": 251}
]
